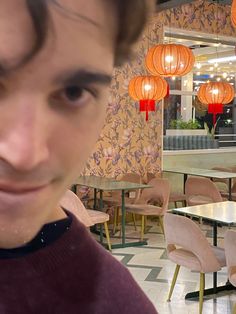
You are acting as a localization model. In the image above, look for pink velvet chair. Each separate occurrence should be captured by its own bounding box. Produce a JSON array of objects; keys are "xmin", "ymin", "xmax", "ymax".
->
[
  {"xmin": 60, "ymin": 190, "xmax": 93, "ymax": 227},
  {"xmin": 60, "ymin": 190, "xmax": 112, "ymax": 251},
  {"xmin": 169, "ymin": 191, "xmax": 186, "ymax": 208},
  {"xmin": 164, "ymin": 213, "xmax": 226, "ymax": 314},
  {"xmin": 211, "ymin": 167, "xmax": 232, "ymax": 194},
  {"xmin": 185, "ymin": 176, "xmax": 223, "ymax": 206},
  {"xmin": 105, "ymin": 173, "xmax": 142, "ymax": 234},
  {"xmin": 221, "ymin": 181, "xmax": 236, "ymax": 201},
  {"xmin": 145, "ymin": 172, "xmax": 186, "ymax": 208},
  {"xmin": 125, "ymin": 178, "xmax": 170, "ymax": 239},
  {"xmin": 225, "ymin": 230, "xmax": 236, "ymax": 287}
]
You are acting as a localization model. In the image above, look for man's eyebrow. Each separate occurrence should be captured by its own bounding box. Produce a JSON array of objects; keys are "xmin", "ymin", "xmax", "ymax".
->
[{"xmin": 55, "ymin": 70, "xmax": 112, "ymax": 86}]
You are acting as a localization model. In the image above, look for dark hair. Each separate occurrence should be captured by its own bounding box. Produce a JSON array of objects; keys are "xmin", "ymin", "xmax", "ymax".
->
[{"xmin": 22, "ymin": 0, "xmax": 151, "ymax": 67}]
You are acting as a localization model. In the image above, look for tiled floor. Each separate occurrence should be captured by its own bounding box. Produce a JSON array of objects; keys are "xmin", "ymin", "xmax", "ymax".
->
[{"xmin": 108, "ymin": 219, "xmax": 236, "ymax": 314}]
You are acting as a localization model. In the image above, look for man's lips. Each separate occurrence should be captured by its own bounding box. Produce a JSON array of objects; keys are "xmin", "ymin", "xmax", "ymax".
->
[{"xmin": 0, "ymin": 183, "xmax": 49, "ymax": 194}]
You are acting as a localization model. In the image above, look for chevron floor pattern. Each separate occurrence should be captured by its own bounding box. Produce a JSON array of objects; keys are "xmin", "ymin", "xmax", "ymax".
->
[{"xmin": 106, "ymin": 219, "xmax": 236, "ymax": 314}]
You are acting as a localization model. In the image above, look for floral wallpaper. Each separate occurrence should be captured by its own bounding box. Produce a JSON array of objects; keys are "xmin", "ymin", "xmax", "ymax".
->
[
  {"xmin": 82, "ymin": 23, "xmax": 164, "ymax": 179},
  {"xmin": 159, "ymin": 0, "xmax": 236, "ymax": 37},
  {"xmin": 82, "ymin": 0, "xmax": 236, "ymax": 179}
]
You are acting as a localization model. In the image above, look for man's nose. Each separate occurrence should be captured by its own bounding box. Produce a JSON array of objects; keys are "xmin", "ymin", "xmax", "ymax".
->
[{"xmin": 0, "ymin": 99, "xmax": 50, "ymax": 172}]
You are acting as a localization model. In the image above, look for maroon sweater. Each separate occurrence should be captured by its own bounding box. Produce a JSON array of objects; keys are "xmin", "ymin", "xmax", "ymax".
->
[{"xmin": 0, "ymin": 214, "xmax": 158, "ymax": 314}]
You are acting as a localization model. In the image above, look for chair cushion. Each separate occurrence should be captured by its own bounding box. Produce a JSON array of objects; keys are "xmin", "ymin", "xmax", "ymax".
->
[
  {"xmin": 168, "ymin": 248, "xmax": 202, "ymax": 272},
  {"xmin": 211, "ymin": 246, "xmax": 226, "ymax": 267},
  {"xmin": 102, "ymin": 196, "xmax": 135, "ymax": 206},
  {"xmin": 168, "ymin": 246, "xmax": 224, "ymax": 273},
  {"xmin": 87, "ymin": 209, "xmax": 109, "ymax": 224},
  {"xmin": 169, "ymin": 192, "xmax": 186, "ymax": 202},
  {"xmin": 126, "ymin": 204, "xmax": 163, "ymax": 216},
  {"xmin": 221, "ymin": 192, "xmax": 236, "ymax": 201},
  {"xmin": 229, "ymin": 266, "xmax": 236, "ymax": 287},
  {"xmin": 188, "ymin": 195, "xmax": 213, "ymax": 206}
]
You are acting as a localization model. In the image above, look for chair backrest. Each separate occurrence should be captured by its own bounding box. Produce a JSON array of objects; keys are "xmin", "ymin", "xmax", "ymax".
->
[
  {"xmin": 225, "ymin": 230, "xmax": 236, "ymax": 286},
  {"xmin": 119, "ymin": 173, "xmax": 142, "ymax": 184},
  {"xmin": 230, "ymin": 166, "xmax": 236, "ymax": 173},
  {"xmin": 60, "ymin": 190, "xmax": 94, "ymax": 227},
  {"xmin": 211, "ymin": 167, "xmax": 231, "ymax": 185},
  {"xmin": 144, "ymin": 172, "xmax": 156, "ymax": 184},
  {"xmin": 136, "ymin": 178, "xmax": 170, "ymax": 213},
  {"xmin": 232, "ymin": 182, "xmax": 236, "ymax": 193},
  {"xmin": 116, "ymin": 173, "xmax": 142, "ymax": 200},
  {"xmin": 164, "ymin": 213, "xmax": 221, "ymax": 273},
  {"xmin": 185, "ymin": 176, "xmax": 222, "ymax": 203}
]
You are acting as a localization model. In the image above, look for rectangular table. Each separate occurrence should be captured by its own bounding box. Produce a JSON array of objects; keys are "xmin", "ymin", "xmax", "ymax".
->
[
  {"xmin": 164, "ymin": 167, "xmax": 236, "ymax": 200},
  {"xmin": 74, "ymin": 176, "xmax": 151, "ymax": 249},
  {"xmin": 172, "ymin": 201, "xmax": 236, "ymax": 299}
]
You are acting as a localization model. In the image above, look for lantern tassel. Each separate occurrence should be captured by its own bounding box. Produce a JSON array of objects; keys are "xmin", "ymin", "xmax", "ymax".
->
[
  {"xmin": 213, "ymin": 113, "xmax": 216, "ymax": 126},
  {"xmin": 139, "ymin": 100, "xmax": 155, "ymax": 122}
]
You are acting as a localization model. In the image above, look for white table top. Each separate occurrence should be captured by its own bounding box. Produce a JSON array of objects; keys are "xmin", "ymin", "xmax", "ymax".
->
[
  {"xmin": 172, "ymin": 201, "xmax": 236, "ymax": 224},
  {"xmin": 164, "ymin": 167, "xmax": 236, "ymax": 179}
]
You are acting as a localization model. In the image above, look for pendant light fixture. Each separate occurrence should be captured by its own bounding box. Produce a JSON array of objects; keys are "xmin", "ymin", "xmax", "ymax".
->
[
  {"xmin": 129, "ymin": 75, "xmax": 168, "ymax": 121},
  {"xmin": 145, "ymin": 44, "xmax": 195, "ymax": 77},
  {"xmin": 197, "ymin": 82, "xmax": 234, "ymax": 124}
]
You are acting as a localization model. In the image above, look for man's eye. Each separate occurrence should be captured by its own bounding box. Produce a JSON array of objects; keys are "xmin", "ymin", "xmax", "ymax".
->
[
  {"xmin": 51, "ymin": 86, "xmax": 94, "ymax": 108},
  {"xmin": 65, "ymin": 86, "xmax": 84, "ymax": 101}
]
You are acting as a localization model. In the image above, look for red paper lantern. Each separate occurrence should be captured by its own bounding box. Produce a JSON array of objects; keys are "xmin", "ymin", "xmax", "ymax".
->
[
  {"xmin": 198, "ymin": 82, "xmax": 235, "ymax": 124},
  {"xmin": 129, "ymin": 75, "xmax": 167, "ymax": 121},
  {"xmin": 145, "ymin": 44, "xmax": 195, "ymax": 77},
  {"xmin": 231, "ymin": 0, "xmax": 236, "ymax": 27}
]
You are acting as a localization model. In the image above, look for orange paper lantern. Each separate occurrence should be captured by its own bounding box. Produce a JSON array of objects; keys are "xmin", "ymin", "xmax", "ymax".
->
[
  {"xmin": 198, "ymin": 82, "xmax": 235, "ymax": 124},
  {"xmin": 145, "ymin": 44, "xmax": 195, "ymax": 77},
  {"xmin": 232, "ymin": 0, "xmax": 236, "ymax": 27},
  {"xmin": 129, "ymin": 75, "xmax": 167, "ymax": 121}
]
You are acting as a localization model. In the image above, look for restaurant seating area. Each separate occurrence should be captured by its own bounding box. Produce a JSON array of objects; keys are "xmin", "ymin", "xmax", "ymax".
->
[
  {"xmin": 67, "ymin": 165, "xmax": 236, "ymax": 314},
  {"xmin": 63, "ymin": 0, "xmax": 236, "ymax": 313}
]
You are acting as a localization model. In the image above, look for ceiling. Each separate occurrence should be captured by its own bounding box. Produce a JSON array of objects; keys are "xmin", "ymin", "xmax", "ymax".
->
[
  {"xmin": 157, "ymin": 0, "xmax": 232, "ymax": 11},
  {"xmin": 156, "ymin": 0, "xmax": 236, "ymax": 80}
]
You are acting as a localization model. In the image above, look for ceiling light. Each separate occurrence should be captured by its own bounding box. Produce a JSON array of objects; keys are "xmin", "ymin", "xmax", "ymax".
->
[
  {"xmin": 223, "ymin": 73, "xmax": 228, "ymax": 78},
  {"xmin": 208, "ymin": 56, "xmax": 236, "ymax": 64},
  {"xmin": 216, "ymin": 77, "xmax": 221, "ymax": 82},
  {"xmin": 196, "ymin": 63, "xmax": 202, "ymax": 69}
]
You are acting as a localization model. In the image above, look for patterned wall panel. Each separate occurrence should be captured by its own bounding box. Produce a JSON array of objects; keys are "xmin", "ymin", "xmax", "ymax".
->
[{"xmin": 82, "ymin": 0, "xmax": 236, "ymax": 179}]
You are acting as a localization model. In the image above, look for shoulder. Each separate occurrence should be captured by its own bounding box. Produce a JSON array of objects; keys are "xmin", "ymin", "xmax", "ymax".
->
[{"xmin": 66, "ymin": 218, "xmax": 158, "ymax": 314}]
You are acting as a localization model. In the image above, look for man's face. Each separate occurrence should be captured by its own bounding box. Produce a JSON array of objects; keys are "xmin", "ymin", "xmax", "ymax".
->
[{"xmin": 0, "ymin": 0, "xmax": 116, "ymax": 218}]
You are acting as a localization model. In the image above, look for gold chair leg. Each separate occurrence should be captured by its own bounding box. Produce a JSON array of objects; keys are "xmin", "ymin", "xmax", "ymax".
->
[
  {"xmin": 113, "ymin": 207, "xmax": 118, "ymax": 235},
  {"xmin": 141, "ymin": 215, "xmax": 145, "ymax": 241},
  {"xmin": 199, "ymin": 273, "xmax": 205, "ymax": 314},
  {"xmin": 144, "ymin": 216, "xmax": 147, "ymax": 233},
  {"xmin": 159, "ymin": 215, "xmax": 165, "ymax": 235},
  {"xmin": 104, "ymin": 222, "xmax": 112, "ymax": 252},
  {"xmin": 233, "ymin": 303, "xmax": 236, "ymax": 314},
  {"xmin": 132, "ymin": 213, "xmax": 137, "ymax": 231},
  {"xmin": 167, "ymin": 265, "xmax": 180, "ymax": 302}
]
